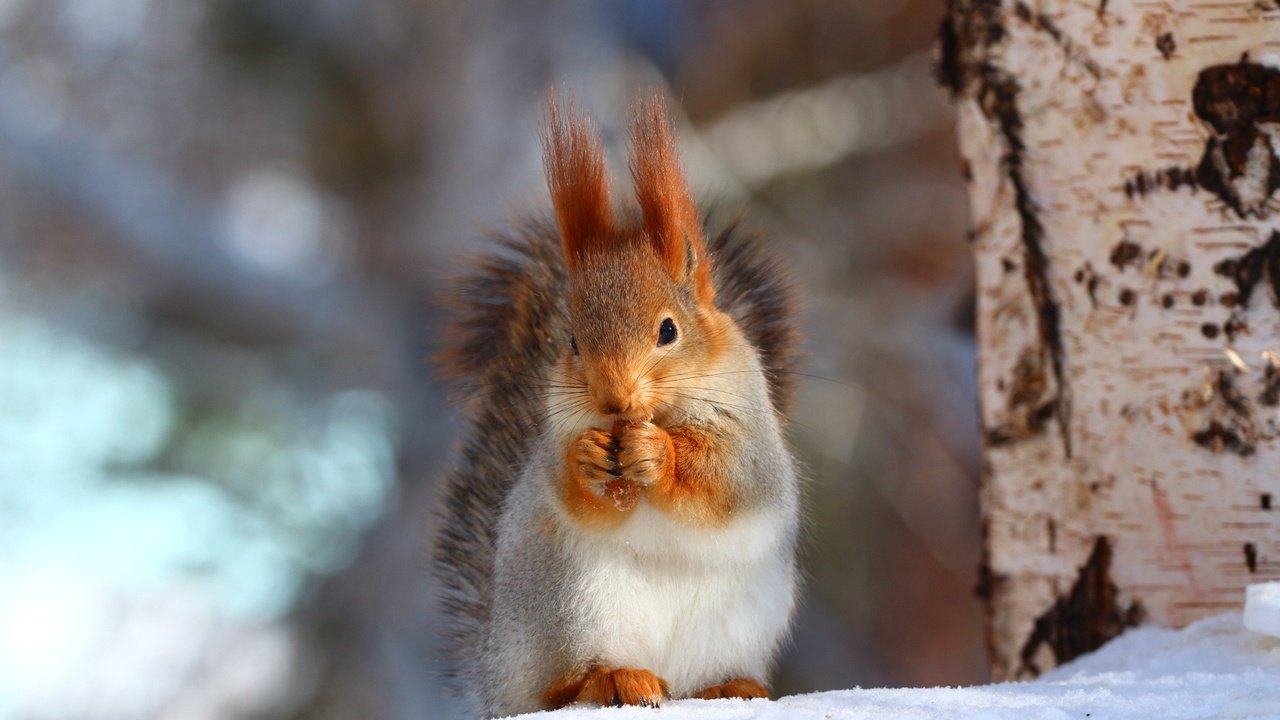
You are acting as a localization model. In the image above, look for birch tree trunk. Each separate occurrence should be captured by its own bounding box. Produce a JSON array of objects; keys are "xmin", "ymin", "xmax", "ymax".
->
[{"xmin": 941, "ymin": 0, "xmax": 1280, "ymax": 679}]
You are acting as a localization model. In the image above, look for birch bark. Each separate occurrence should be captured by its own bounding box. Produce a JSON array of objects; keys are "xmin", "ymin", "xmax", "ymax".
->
[{"xmin": 941, "ymin": 0, "xmax": 1280, "ymax": 679}]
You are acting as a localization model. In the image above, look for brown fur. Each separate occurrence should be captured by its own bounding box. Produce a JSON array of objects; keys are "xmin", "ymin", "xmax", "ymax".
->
[
  {"xmin": 630, "ymin": 93, "xmax": 715, "ymax": 305},
  {"xmin": 544, "ymin": 667, "xmax": 670, "ymax": 709},
  {"xmin": 692, "ymin": 678, "xmax": 770, "ymax": 700},
  {"xmin": 544, "ymin": 93, "xmax": 614, "ymax": 274},
  {"xmin": 432, "ymin": 224, "xmax": 570, "ymax": 685}
]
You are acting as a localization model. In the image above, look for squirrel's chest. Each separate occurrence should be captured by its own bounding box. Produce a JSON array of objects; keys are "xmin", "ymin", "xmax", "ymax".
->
[{"xmin": 562, "ymin": 505, "xmax": 795, "ymax": 696}]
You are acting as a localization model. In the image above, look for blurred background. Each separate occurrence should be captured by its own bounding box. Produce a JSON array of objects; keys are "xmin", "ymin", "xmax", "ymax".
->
[{"xmin": 0, "ymin": 0, "xmax": 979, "ymax": 718}]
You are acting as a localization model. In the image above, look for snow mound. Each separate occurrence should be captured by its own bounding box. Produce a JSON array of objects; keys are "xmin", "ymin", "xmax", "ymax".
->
[
  {"xmin": 1244, "ymin": 582, "xmax": 1280, "ymax": 640},
  {"xmin": 510, "ymin": 613, "xmax": 1280, "ymax": 719}
]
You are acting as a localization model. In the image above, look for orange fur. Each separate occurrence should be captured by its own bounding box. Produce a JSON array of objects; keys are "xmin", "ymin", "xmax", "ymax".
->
[
  {"xmin": 692, "ymin": 678, "xmax": 770, "ymax": 700},
  {"xmin": 629, "ymin": 93, "xmax": 716, "ymax": 305},
  {"xmin": 655, "ymin": 425, "xmax": 737, "ymax": 526},
  {"xmin": 563, "ymin": 428, "xmax": 639, "ymax": 527},
  {"xmin": 614, "ymin": 419, "xmax": 676, "ymax": 488},
  {"xmin": 544, "ymin": 93, "xmax": 615, "ymax": 274},
  {"xmin": 544, "ymin": 666, "xmax": 670, "ymax": 709},
  {"xmin": 561, "ymin": 421, "xmax": 737, "ymax": 529},
  {"xmin": 691, "ymin": 306, "xmax": 735, "ymax": 366},
  {"xmin": 611, "ymin": 421, "xmax": 736, "ymax": 528}
]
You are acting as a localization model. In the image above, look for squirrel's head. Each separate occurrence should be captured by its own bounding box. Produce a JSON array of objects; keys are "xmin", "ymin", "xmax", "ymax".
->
[{"xmin": 544, "ymin": 92, "xmax": 729, "ymax": 422}]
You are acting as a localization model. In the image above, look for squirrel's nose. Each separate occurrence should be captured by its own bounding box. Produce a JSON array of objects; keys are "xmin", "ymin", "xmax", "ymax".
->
[
  {"xmin": 590, "ymin": 367, "xmax": 636, "ymax": 416},
  {"xmin": 594, "ymin": 389, "xmax": 635, "ymax": 416}
]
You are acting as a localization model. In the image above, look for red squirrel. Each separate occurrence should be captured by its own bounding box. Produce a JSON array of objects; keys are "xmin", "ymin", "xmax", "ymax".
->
[{"xmin": 434, "ymin": 92, "xmax": 801, "ymax": 717}]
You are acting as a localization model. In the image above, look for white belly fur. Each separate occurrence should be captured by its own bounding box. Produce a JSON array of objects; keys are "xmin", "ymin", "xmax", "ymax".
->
[{"xmin": 562, "ymin": 503, "xmax": 795, "ymax": 697}]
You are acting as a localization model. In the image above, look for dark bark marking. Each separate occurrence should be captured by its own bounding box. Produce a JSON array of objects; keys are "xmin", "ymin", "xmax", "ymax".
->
[
  {"xmin": 936, "ymin": 0, "xmax": 1075, "ymax": 457},
  {"xmin": 1110, "ymin": 240, "xmax": 1142, "ymax": 269},
  {"xmin": 935, "ymin": 0, "xmax": 1006, "ymax": 95},
  {"xmin": 975, "ymin": 517, "xmax": 1008, "ymax": 666},
  {"xmin": 1193, "ymin": 420, "xmax": 1253, "ymax": 455},
  {"xmin": 979, "ymin": 67, "xmax": 1073, "ymax": 457},
  {"xmin": 1013, "ymin": 2, "xmax": 1102, "ymax": 79},
  {"xmin": 975, "ymin": 552, "xmax": 1003, "ymax": 606},
  {"xmin": 1156, "ymin": 33, "xmax": 1176, "ymax": 61},
  {"xmin": 1189, "ymin": 371, "xmax": 1257, "ymax": 456},
  {"xmin": 1263, "ymin": 493, "xmax": 1272, "ymax": 510},
  {"xmin": 1193, "ymin": 62, "xmax": 1280, "ymax": 218},
  {"xmin": 1118, "ymin": 288, "xmax": 1135, "ymax": 306},
  {"xmin": 1262, "ymin": 359, "xmax": 1280, "ymax": 406},
  {"xmin": 1213, "ymin": 231, "xmax": 1280, "ymax": 309},
  {"xmin": 1074, "ymin": 263, "xmax": 1099, "ymax": 307},
  {"xmin": 1223, "ymin": 315, "xmax": 1247, "ymax": 341},
  {"xmin": 936, "ymin": 11, "xmax": 963, "ymax": 94},
  {"xmin": 1218, "ymin": 370, "xmax": 1250, "ymax": 416},
  {"xmin": 1245, "ymin": 542, "xmax": 1259, "ymax": 573},
  {"xmin": 1125, "ymin": 61, "xmax": 1280, "ymax": 218},
  {"xmin": 1124, "ymin": 166, "xmax": 1197, "ymax": 199},
  {"xmin": 1018, "ymin": 537, "xmax": 1144, "ymax": 678},
  {"xmin": 985, "ymin": 346, "xmax": 1056, "ymax": 446},
  {"xmin": 1200, "ymin": 322, "xmax": 1220, "ymax": 339}
]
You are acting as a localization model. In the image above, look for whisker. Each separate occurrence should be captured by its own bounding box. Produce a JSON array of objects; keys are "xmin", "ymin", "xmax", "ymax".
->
[
  {"xmin": 633, "ymin": 341, "xmax": 679, "ymax": 391},
  {"xmin": 650, "ymin": 383, "xmax": 759, "ymax": 406},
  {"xmin": 659, "ymin": 390, "xmax": 772, "ymax": 419}
]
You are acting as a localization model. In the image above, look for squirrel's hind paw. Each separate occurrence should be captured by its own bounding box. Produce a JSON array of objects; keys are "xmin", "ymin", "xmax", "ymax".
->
[
  {"xmin": 692, "ymin": 678, "xmax": 770, "ymax": 701},
  {"xmin": 544, "ymin": 666, "xmax": 670, "ymax": 709}
]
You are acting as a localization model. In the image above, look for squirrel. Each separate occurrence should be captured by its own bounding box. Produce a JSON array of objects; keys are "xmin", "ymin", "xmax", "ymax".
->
[{"xmin": 433, "ymin": 91, "xmax": 801, "ymax": 718}]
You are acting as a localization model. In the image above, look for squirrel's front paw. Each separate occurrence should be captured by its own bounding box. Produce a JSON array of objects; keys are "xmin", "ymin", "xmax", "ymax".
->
[
  {"xmin": 614, "ymin": 421, "xmax": 674, "ymax": 488},
  {"xmin": 570, "ymin": 428, "xmax": 641, "ymax": 511}
]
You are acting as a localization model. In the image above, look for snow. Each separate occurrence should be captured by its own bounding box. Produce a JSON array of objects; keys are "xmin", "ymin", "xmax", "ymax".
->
[
  {"xmin": 509, "ymin": 607, "xmax": 1280, "ymax": 719},
  {"xmin": 1244, "ymin": 582, "xmax": 1280, "ymax": 640}
]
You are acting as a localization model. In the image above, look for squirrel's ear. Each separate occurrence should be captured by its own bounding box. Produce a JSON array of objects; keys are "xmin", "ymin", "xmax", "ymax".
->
[
  {"xmin": 629, "ymin": 92, "xmax": 714, "ymax": 305},
  {"xmin": 543, "ymin": 92, "xmax": 614, "ymax": 275}
]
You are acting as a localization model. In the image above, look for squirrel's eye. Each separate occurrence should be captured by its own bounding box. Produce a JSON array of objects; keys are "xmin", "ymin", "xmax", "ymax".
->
[
  {"xmin": 570, "ymin": 336, "xmax": 579, "ymax": 355},
  {"xmin": 657, "ymin": 318, "xmax": 677, "ymax": 347}
]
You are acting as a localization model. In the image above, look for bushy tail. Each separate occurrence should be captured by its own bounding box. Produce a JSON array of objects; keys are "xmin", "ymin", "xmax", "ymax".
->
[
  {"xmin": 431, "ymin": 216, "xmax": 798, "ymax": 683},
  {"xmin": 432, "ymin": 220, "xmax": 569, "ymax": 684},
  {"xmin": 707, "ymin": 218, "xmax": 801, "ymax": 418}
]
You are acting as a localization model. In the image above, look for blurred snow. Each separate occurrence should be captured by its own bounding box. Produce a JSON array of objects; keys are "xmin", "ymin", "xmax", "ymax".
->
[
  {"xmin": 1244, "ymin": 582, "xmax": 1280, "ymax": 639},
  {"xmin": 62, "ymin": 0, "xmax": 151, "ymax": 51},
  {"xmin": 0, "ymin": 578, "xmax": 298, "ymax": 720},
  {"xmin": 702, "ymin": 53, "xmax": 950, "ymax": 186},
  {"xmin": 224, "ymin": 168, "xmax": 348, "ymax": 283},
  {"xmin": 0, "ymin": 0, "xmax": 23, "ymax": 29},
  {"xmin": 0, "ymin": 314, "xmax": 397, "ymax": 718},
  {"xmin": 511, "ymin": 612, "xmax": 1280, "ymax": 719}
]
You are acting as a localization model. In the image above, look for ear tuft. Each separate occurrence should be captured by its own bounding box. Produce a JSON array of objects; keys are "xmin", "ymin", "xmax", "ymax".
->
[
  {"xmin": 543, "ymin": 91, "xmax": 614, "ymax": 274},
  {"xmin": 629, "ymin": 92, "xmax": 714, "ymax": 304}
]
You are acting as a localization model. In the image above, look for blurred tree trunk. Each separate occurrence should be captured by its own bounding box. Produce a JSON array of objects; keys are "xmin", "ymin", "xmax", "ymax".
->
[{"xmin": 941, "ymin": 0, "xmax": 1280, "ymax": 679}]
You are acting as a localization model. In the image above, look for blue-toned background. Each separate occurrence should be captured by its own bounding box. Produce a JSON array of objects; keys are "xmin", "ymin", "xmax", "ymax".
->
[{"xmin": 0, "ymin": 1, "xmax": 979, "ymax": 717}]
